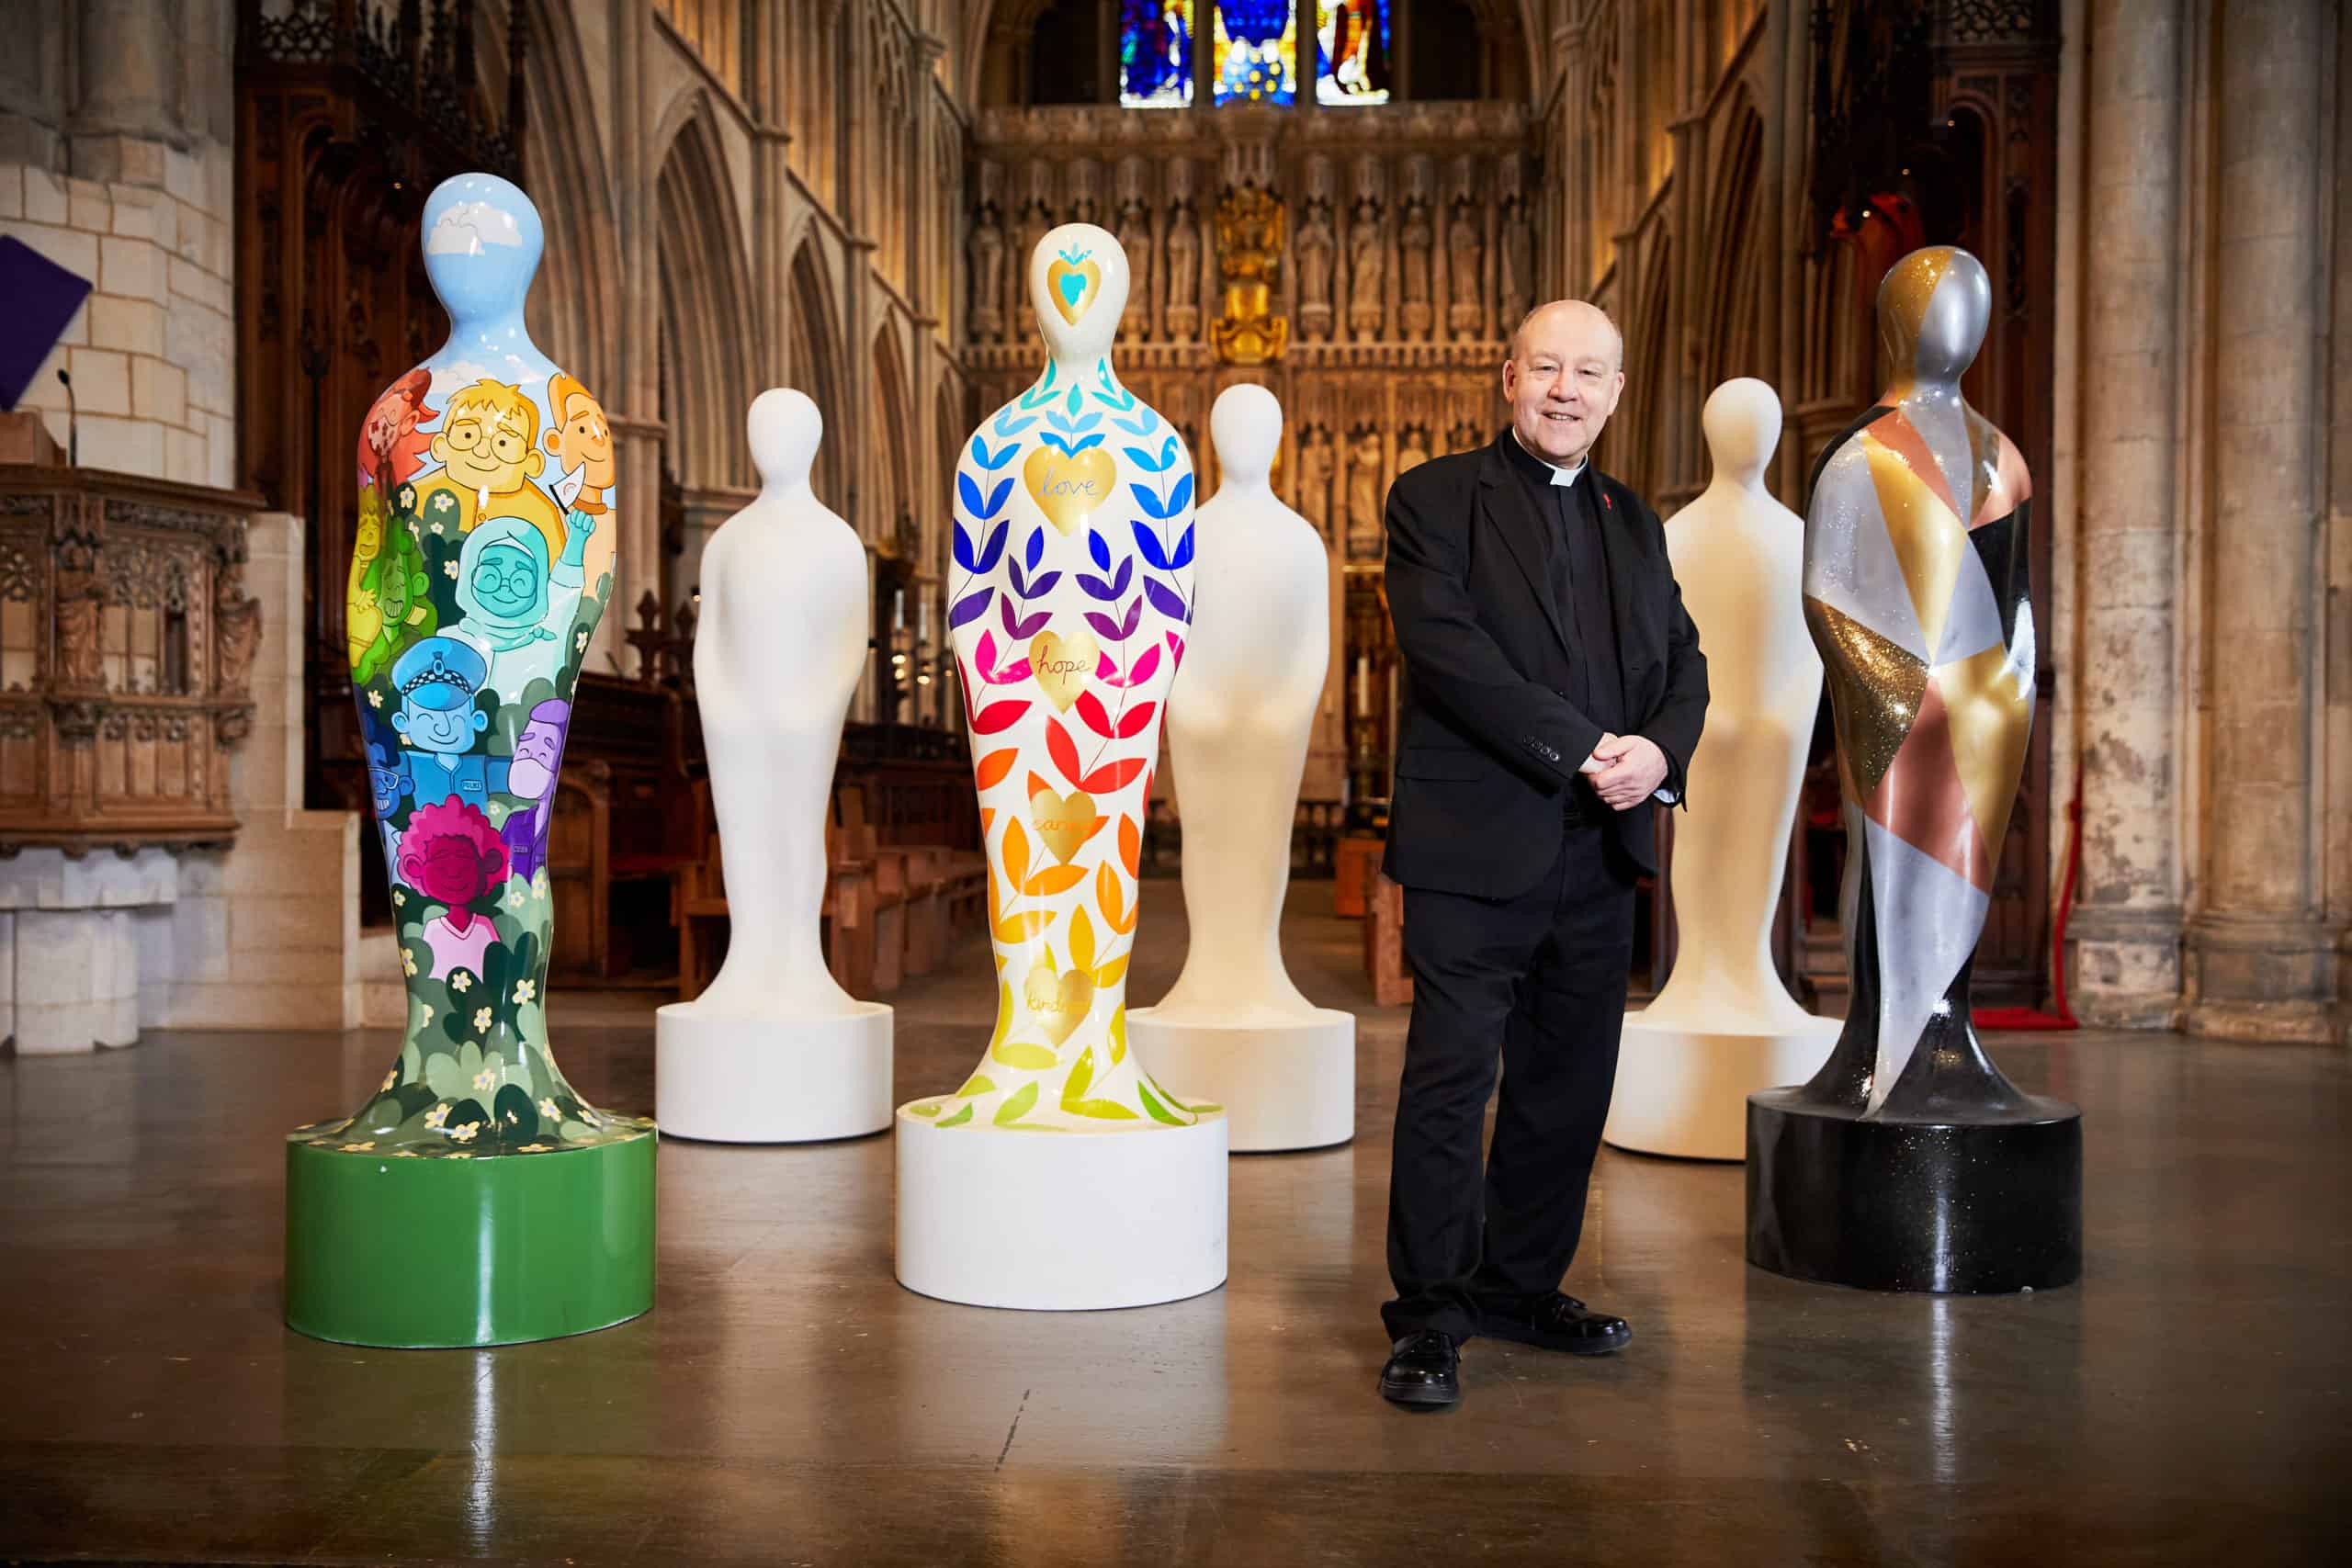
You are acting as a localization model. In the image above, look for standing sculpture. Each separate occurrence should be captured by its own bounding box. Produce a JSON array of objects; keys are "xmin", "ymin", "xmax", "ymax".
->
[
  {"xmin": 1164, "ymin": 163, "xmax": 1202, "ymax": 343},
  {"xmin": 1605, "ymin": 379, "xmax": 1838, "ymax": 1159},
  {"xmin": 1130, "ymin": 384, "xmax": 1354, "ymax": 1152},
  {"xmin": 1296, "ymin": 424, "xmax": 1335, "ymax": 541},
  {"xmin": 895, "ymin": 224, "xmax": 1227, "ymax": 1311},
  {"xmin": 284, "ymin": 173, "xmax": 654, "ymax": 1348},
  {"xmin": 1344, "ymin": 426, "xmax": 1384, "ymax": 559},
  {"xmin": 1346, "ymin": 155, "xmax": 1385, "ymax": 341},
  {"xmin": 1747, "ymin": 247, "xmax": 2081, "ymax": 1292},
  {"xmin": 655, "ymin": 389, "xmax": 891, "ymax": 1142}
]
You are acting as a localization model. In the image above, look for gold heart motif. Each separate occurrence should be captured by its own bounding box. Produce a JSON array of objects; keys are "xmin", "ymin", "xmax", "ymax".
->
[
  {"xmin": 1028, "ymin": 626, "xmax": 1099, "ymax": 713},
  {"xmin": 1023, "ymin": 446, "xmax": 1117, "ymax": 535},
  {"xmin": 1031, "ymin": 788, "xmax": 1099, "ymax": 864},
  {"xmin": 1046, "ymin": 256, "xmax": 1102, "ymax": 324},
  {"xmin": 1024, "ymin": 965, "xmax": 1095, "ymax": 1048}
]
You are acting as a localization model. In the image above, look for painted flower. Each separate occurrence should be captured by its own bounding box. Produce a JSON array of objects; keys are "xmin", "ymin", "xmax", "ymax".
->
[
  {"xmin": 474, "ymin": 1006, "xmax": 492, "ymax": 1033},
  {"xmin": 391, "ymin": 889, "xmax": 405, "ymax": 907},
  {"xmin": 397, "ymin": 484, "xmax": 415, "ymax": 509},
  {"xmin": 367, "ymin": 689, "xmax": 383, "ymax": 709},
  {"xmin": 430, "ymin": 520, "xmax": 445, "ymax": 536},
  {"xmin": 379, "ymin": 1068, "xmax": 396, "ymax": 1092},
  {"xmin": 424, "ymin": 1101, "xmax": 450, "ymax": 1130},
  {"xmin": 531, "ymin": 868, "xmax": 549, "ymax": 898},
  {"xmin": 505, "ymin": 884, "xmax": 528, "ymax": 910},
  {"xmin": 450, "ymin": 970, "xmax": 471, "ymax": 992},
  {"xmin": 537, "ymin": 1097, "xmax": 560, "ymax": 1120},
  {"xmin": 448, "ymin": 1122, "xmax": 480, "ymax": 1144},
  {"xmin": 417, "ymin": 1003, "xmax": 433, "ymax": 1026},
  {"xmin": 340, "ymin": 1141, "xmax": 375, "ymax": 1152},
  {"xmin": 429, "ymin": 491, "xmax": 454, "ymax": 514},
  {"xmin": 519, "ymin": 1143, "xmax": 551, "ymax": 1154},
  {"xmin": 513, "ymin": 979, "xmax": 536, "ymax": 1005},
  {"xmin": 578, "ymin": 1107, "xmax": 603, "ymax": 1129},
  {"xmin": 574, "ymin": 627, "xmax": 589, "ymax": 651},
  {"xmin": 472, "ymin": 1066, "xmax": 497, "ymax": 1093},
  {"xmin": 443, "ymin": 559, "xmax": 459, "ymax": 579},
  {"xmin": 401, "ymin": 947, "xmax": 418, "ymax": 977}
]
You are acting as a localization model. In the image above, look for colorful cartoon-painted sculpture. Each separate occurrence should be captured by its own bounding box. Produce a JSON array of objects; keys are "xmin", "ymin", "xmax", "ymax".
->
[
  {"xmin": 284, "ymin": 173, "xmax": 653, "ymax": 1348},
  {"xmin": 895, "ymin": 224, "xmax": 1227, "ymax": 1312},
  {"xmin": 1747, "ymin": 246, "xmax": 2080, "ymax": 1293}
]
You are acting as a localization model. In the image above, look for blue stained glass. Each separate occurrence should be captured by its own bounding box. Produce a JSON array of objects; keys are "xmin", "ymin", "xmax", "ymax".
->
[
  {"xmin": 1214, "ymin": 2, "xmax": 1296, "ymax": 107},
  {"xmin": 1316, "ymin": 0, "xmax": 1390, "ymax": 105},
  {"xmin": 1120, "ymin": 1, "xmax": 1195, "ymax": 108}
]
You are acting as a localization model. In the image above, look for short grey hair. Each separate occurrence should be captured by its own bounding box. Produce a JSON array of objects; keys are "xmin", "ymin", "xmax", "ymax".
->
[{"xmin": 1509, "ymin": 301, "xmax": 1625, "ymax": 371}]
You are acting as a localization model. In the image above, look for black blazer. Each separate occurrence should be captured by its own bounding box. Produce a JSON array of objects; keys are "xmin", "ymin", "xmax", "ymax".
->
[{"xmin": 1380, "ymin": 432, "xmax": 1709, "ymax": 898}]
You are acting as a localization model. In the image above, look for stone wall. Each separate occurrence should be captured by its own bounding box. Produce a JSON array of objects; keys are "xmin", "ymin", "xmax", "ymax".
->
[{"xmin": 0, "ymin": 0, "xmax": 237, "ymax": 489}]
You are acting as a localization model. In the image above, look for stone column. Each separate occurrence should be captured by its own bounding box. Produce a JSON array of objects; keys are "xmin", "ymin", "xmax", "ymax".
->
[
  {"xmin": 2066, "ymin": 0, "xmax": 2186, "ymax": 1026},
  {"xmin": 2184, "ymin": 0, "xmax": 2336, "ymax": 1042}
]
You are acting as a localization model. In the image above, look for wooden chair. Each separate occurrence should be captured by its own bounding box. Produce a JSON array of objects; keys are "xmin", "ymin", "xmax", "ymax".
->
[
  {"xmin": 835, "ymin": 785, "xmax": 906, "ymax": 994},
  {"xmin": 1366, "ymin": 871, "xmax": 1414, "ymax": 1007},
  {"xmin": 1334, "ymin": 834, "xmax": 1384, "ymax": 919},
  {"xmin": 673, "ymin": 777, "xmax": 727, "ymax": 1002}
]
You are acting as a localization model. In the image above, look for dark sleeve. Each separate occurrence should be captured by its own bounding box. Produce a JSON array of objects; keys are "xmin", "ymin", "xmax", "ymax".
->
[
  {"xmin": 1636, "ymin": 502, "xmax": 1709, "ymax": 807},
  {"xmin": 1382, "ymin": 468, "xmax": 1606, "ymax": 790}
]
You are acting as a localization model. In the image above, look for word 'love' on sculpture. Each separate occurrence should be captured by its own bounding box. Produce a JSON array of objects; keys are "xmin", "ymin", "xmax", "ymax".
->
[
  {"xmin": 284, "ymin": 173, "xmax": 655, "ymax": 1348},
  {"xmin": 895, "ymin": 223, "xmax": 1228, "ymax": 1312}
]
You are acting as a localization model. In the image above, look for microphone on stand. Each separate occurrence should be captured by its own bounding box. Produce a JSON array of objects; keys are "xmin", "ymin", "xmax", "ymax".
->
[{"xmin": 56, "ymin": 367, "xmax": 77, "ymax": 467}]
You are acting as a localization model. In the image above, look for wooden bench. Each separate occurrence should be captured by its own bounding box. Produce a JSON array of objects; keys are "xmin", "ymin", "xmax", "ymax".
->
[{"xmin": 1366, "ymin": 870, "xmax": 1413, "ymax": 1007}]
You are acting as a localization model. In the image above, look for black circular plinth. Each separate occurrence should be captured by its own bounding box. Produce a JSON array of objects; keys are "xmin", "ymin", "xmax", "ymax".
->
[{"xmin": 1745, "ymin": 1088, "xmax": 2082, "ymax": 1293}]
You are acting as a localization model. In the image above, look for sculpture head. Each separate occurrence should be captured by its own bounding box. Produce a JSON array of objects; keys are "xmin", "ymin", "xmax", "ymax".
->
[
  {"xmin": 1503, "ymin": 299, "xmax": 1625, "ymax": 469},
  {"xmin": 1875, "ymin": 246, "xmax": 1990, "ymax": 391},
  {"xmin": 430, "ymin": 378, "xmax": 545, "ymax": 498},
  {"xmin": 1700, "ymin": 378, "xmax": 1783, "ymax": 489},
  {"xmin": 1030, "ymin": 223, "xmax": 1129, "ymax": 365},
  {"xmin": 1209, "ymin": 383, "xmax": 1281, "ymax": 488},
  {"xmin": 456, "ymin": 514, "xmax": 552, "ymax": 649},
  {"xmin": 421, "ymin": 172, "xmax": 543, "ymax": 326},
  {"xmin": 396, "ymin": 797, "xmax": 510, "ymax": 913},
  {"xmin": 747, "ymin": 388, "xmax": 822, "ymax": 495},
  {"xmin": 390, "ymin": 634, "xmax": 492, "ymax": 754}
]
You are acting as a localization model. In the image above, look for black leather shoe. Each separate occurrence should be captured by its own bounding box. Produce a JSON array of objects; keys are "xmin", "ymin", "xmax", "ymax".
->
[
  {"xmin": 1477, "ymin": 1292, "xmax": 1632, "ymax": 1355},
  {"xmin": 1378, "ymin": 1329, "xmax": 1462, "ymax": 1407}
]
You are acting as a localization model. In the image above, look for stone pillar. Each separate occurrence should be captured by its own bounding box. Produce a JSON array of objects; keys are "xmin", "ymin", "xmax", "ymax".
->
[
  {"xmin": 2066, "ymin": 0, "xmax": 2187, "ymax": 1027},
  {"xmin": 2184, "ymin": 0, "xmax": 2337, "ymax": 1042}
]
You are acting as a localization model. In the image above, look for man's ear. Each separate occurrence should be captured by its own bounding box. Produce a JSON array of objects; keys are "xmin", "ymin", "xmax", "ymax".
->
[
  {"xmin": 544, "ymin": 428, "xmax": 561, "ymax": 457},
  {"xmin": 525, "ymin": 451, "xmax": 545, "ymax": 479},
  {"xmin": 391, "ymin": 712, "xmax": 411, "ymax": 737},
  {"xmin": 471, "ymin": 709, "xmax": 491, "ymax": 734},
  {"xmin": 429, "ymin": 434, "xmax": 449, "ymax": 464}
]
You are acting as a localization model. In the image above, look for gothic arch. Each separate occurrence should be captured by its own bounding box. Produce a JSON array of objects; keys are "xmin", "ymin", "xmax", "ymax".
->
[
  {"xmin": 1699, "ymin": 98, "xmax": 1767, "ymax": 389},
  {"xmin": 513, "ymin": 0, "xmax": 621, "ymax": 400},
  {"xmin": 786, "ymin": 237, "xmax": 849, "ymax": 504},
  {"xmin": 867, "ymin": 321, "xmax": 915, "ymax": 545},
  {"xmin": 654, "ymin": 99, "xmax": 760, "ymax": 491}
]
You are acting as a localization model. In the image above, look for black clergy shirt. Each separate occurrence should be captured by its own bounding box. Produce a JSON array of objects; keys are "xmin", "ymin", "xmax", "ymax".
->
[{"xmin": 1501, "ymin": 430, "xmax": 1626, "ymax": 739}]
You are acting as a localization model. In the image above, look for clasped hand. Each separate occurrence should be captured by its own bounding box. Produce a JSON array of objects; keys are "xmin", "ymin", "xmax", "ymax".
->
[{"xmin": 1579, "ymin": 731, "xmax": 1667, "ymax": 809}]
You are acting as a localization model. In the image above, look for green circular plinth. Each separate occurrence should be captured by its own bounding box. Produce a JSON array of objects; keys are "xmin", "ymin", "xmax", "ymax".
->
[{"xmin": 284, "ymin": 1129, "xmax": 657, "ymax": 1348}]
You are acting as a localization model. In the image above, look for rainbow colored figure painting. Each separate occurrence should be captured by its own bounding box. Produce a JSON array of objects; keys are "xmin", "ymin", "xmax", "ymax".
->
[
  {"xmin": 1316, "ymin": 0, "xmax": 1389, "ymax": 104},
  {"xmin": 284, "ymin": 173, "xmax": 654, "ymax": 1350},
  {"xmin": 1214, "ymin": 0, "xmax": 1296, "ymax": 105},
  {"xmin": 1119, "ymin": 0, "xmax": 1194, "ymax": 107}
]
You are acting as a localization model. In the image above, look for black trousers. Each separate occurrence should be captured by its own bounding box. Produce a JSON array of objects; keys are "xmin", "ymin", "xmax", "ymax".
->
[{"xmin": 1382, "ymin": 823, "xmax": 1636, "ymax": 1343}]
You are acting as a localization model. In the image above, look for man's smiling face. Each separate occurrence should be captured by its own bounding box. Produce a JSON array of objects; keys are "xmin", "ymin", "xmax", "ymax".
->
[{"xmin": 1502, "ymin": 302, "xmax": 1626, "ymax": 468}]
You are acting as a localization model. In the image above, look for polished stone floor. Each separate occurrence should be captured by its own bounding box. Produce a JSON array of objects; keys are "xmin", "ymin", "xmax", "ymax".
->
[{"xmin": 1, "ymin": 882, "xmax": 2345, "ymax": 1565}]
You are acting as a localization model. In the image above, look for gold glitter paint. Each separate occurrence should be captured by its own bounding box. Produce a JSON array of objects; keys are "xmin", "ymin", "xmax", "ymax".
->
[
  {"xmin": 1867, "ymin": 434, "xmax": 1967, "ymax": 655},
  {"xmin": 1875, "ymin": 248, "xmax": 1954, "ymax": 376},
  {"xmin": 1936, "ymin": 642, "xmax": 2033, "ymax": 862},
  {"xmin": 1806, "ymin": 596, "xmax": 1929, "ymax": 805}
]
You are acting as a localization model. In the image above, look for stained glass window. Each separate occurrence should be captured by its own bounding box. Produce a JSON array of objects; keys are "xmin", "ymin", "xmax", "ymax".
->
[
  {"xmin": 1119, "ymin": 1, "xmax": 1195, "ymax": 107},
  {"xmin": 1213, "ymin": 2, "xmax": 1297, "ymax": 106},
  {"xmin": 1316, "ymin": 0, "xmax": 1390, "ymax": 105}
]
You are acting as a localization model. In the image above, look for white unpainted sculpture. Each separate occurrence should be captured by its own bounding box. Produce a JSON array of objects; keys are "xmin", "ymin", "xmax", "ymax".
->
[
  {"xmin": 655, "ymin": 388, "xmax": 892, "ymax": 1143},
  {"xmin": 1129, "ymin": 382, "xmax": 1356, "ymax": 1151},
  {"xmin": 1603, "ymin": 378, "xmax": 1838, "ymax": 1159}
]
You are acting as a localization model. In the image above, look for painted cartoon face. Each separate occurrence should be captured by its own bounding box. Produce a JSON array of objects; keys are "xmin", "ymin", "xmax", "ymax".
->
[
  {"xmin": 469, "ymin": 540, "xmax": 543, "ymax": 621},
  {"xmin": 547, "ymin": 391, "xmax": 614, "ymax": 489},
  {"xmin": 355, "ymin": 489, "xmax": 385, "ymax": 558},
  {"xmin": 431, "ymin": 397, "xmax": 543, "ymax": 495},
  {"xmin": 367, "ymin": 741, "xmax": 402, "ymax": 818},
  {"xmin": 508, "ymin": 703, "xmax": 570, "ymax": 800},
  {"xmin": 395, "ymin": 799, "xmax": 510, "ymax": 908},
  {"xmin": 390, "ymin": 636, "xmax": 492, "ymax": 755}
]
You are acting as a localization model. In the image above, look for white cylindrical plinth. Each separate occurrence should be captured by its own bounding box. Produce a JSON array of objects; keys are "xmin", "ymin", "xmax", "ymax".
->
[
  {"xmin": 1603, "ymin": 1011, "xmax": 1842, "ymax": 1160},
  {"xmin": 655, "ymin": 1002, "xmax": 893, "ymax": 1143},
  {"xmin": 894, "ymin": 1109, "xmax": 1228, "ymax": 1310},
  {"xmin": 1126, "ymin": 1008, "xmax": 1355, "ymax": 1153}
]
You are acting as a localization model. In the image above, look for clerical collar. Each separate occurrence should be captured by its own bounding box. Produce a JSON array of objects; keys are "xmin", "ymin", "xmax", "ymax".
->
[{"xmin": 1506, "ymin": 427, "xmax": 1587, "ymax": 489}]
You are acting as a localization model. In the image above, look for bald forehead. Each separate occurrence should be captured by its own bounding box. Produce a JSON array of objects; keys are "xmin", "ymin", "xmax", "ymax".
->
[{"xmin": 1510, "ymin": 301, "xmax": 1623, "ymax": 369}]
